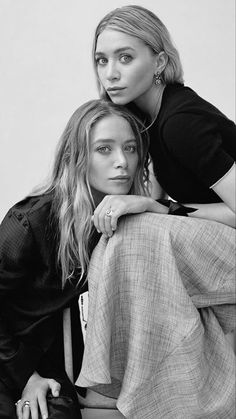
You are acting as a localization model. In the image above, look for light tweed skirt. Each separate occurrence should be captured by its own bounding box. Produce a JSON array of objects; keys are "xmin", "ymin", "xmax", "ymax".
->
[{"xmin": 77, "ymin": 213, "xmax": 236, "ymax": 418}]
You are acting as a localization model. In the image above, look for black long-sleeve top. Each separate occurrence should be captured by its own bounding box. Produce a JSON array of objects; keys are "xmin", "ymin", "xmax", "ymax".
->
[{"xmin": 0, "ymin": 193, "xmax": 90, "ymax": 393}]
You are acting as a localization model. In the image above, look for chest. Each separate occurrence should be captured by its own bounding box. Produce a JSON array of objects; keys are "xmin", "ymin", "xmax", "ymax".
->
[{"xmin": 149, "ymin": 128, "xmax": 219, "ymax": 203}]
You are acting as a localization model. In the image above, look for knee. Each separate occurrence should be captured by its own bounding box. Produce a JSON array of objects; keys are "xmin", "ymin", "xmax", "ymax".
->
[{"xmin": 120, "ymin": 212, "xmax": 173, "ymax": 244}]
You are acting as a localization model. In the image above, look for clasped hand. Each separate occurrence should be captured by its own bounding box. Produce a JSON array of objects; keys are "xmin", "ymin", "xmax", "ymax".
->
[
  {"xmin": 15, "ymin": 371, "xmax": 61, "ymax": 419},
  {"xmin": 92, "ymin": 195, "xmax": 156, "ymax": 237}
]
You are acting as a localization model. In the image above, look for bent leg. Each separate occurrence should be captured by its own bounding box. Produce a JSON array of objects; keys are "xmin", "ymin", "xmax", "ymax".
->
[
  {"xmin": 78, "ymin": 214, "xmax": 235, "ymax": 418},
  {"xmin": 115, "ymin": 213, "xmax": 236, "ymax": 331}
]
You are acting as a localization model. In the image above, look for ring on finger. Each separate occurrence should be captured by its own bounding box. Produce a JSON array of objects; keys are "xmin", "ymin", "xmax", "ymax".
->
[
  {"xmin": 105, "ymin": 208, "xmax": 113, "ymax": 217},
  {"xmin": 23, "ymin": 401, "xmax": 30, "ymax": 408},
  {"xmin": 15, "ymin": 399, "xmax": 21, "ymax": 406}
]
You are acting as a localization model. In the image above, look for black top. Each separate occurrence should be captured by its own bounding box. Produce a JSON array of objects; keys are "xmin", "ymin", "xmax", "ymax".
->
[
  {"xmin": 148, "ymin": 83, "xmax": 236, "ymax": 203},
  {"xmin": 0, "ymin": 193, "xmax": 98, "ymax": 393}
]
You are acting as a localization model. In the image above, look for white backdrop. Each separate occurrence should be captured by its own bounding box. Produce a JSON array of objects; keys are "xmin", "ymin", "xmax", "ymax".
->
[{"xmin": 0, "ymin": 0, "xmax": 235, "ymax": 221}]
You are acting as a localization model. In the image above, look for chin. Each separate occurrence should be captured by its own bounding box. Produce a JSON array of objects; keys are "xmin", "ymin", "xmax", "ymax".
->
[
  {"xmin": 102, "ymin": 187, "xmax": 129, "ymax": 195},
  {"xmin": 113, "ymin": 188, "xmax": 131, "ymax": 195},
  {"xmin": 109, "ymin": 96, "xmax": 130, "ymax": 106}
]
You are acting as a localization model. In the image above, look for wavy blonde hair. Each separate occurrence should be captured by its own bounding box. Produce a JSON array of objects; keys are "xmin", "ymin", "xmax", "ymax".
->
[
  {"xmin": 32, "ymin": 99, "xmax": 149, "ymax": 287},
  {"xmin": 93, "ymin": 4, "xmax": 184, "ymax": 99}
]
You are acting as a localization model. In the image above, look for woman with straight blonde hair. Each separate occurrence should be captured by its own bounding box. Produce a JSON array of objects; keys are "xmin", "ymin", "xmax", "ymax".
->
[
  {"xmin": 92, "ymin": 4, "xmax": 235, "ymax": 227},
  {"xmin": 76, "ymin": 5, "xmax": 236, "ymax": 419}
]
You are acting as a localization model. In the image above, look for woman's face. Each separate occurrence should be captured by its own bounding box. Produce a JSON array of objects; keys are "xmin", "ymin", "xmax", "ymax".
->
[
  {"xmin": 95, "ymin": 29, "xmax": 157, "ymax": 108},
  {"xmin": 88, "ymin": 114, "xmax": 139, "ymax": 201}
]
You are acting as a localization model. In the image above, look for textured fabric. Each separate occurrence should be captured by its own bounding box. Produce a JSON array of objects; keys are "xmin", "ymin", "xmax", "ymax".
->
[
  {"xmin": 0, "ymin": 193, "xmax": 86, "ymax": 394},
  {"xmin": 77, "ymin": 213, "xmax": 236, "ymax": 418},
  {"xmin": 148, "ymin": 83, "xmax": 236, "ymax": 203}
]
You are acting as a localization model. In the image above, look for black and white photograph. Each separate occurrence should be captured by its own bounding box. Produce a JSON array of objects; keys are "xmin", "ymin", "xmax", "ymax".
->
[{"xmin": 0, "ymin": 1, "xmax": 235, "ymax": 418}]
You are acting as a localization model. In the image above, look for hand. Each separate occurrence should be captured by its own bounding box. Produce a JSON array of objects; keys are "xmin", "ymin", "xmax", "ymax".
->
[
  {"xmin": 15, "ymin": 371, "xmax": 61, "ymax": 419},
  {"xmin": 92, "ymin": 195, "xmax": 166, "ymax": 237}
]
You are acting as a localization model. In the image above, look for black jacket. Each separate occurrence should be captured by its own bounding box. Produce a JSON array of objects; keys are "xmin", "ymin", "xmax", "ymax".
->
[{"xmin": 0, "ymin": 193, "xmax": 87, "ymax": 392}]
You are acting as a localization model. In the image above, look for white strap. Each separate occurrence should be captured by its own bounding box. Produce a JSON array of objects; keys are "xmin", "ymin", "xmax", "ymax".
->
[{"xmin": 63, "ymin": 307, "xmax": 74, "ymax": 383}]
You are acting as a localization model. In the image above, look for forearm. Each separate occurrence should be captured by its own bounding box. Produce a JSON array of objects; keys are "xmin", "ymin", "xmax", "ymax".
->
[
  {"xmin": 186, "ymin": 202, "xmax": 236, "ymax": 228},
  {"xmin": 145, "ymin": 197, "xmax": 169, "ymax": 214}
]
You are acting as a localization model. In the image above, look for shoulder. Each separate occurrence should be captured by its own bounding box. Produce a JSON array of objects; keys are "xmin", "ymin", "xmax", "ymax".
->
[
  {"xmin": 159, "ymin": 84, "xmax": 236, "ymax": 148},
  {"xmin": 162, "ymin": 83, "xmax": 198, "ymax": 109},
  {"xmin": 160, "ymin": 83, "xmax": 201, "ymax": 116},
  {"xmin": 10, "ymin": 193, "xmax": 53, "ymax": 223},
  {"xmin": 160, "ymin": 83, "xmax": 233, "ymax": 123},
  {"xmin": 0, "ymin": 193, "xmax": 55, "ymax": 262},
  {"xmin": 1, "ymin": 193, "xmax": 54, "ymax": 238}
]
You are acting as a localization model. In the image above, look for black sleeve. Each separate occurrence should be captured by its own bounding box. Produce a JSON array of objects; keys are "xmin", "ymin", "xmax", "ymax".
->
[
  {"xmin": 0, "ymin": 210, "xmax": 43, "ymax": 391},
  {"xmin": 162, "ymin": 113, "xmax": 235, "ymax": 187}
]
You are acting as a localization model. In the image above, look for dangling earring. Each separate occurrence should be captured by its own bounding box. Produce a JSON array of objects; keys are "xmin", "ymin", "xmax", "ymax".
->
[{"xmin": 154, "ymin": 72, "xmax": 161, "ymax": 85}]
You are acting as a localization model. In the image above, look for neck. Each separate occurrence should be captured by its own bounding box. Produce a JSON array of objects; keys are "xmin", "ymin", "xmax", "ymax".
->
[{"xmin": 134, "ymin": 84, "xmax": 165, "ymax": 121}]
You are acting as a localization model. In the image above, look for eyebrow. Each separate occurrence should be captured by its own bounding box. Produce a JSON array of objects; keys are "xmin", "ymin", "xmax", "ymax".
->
[
  {"xmin": 93, "ymin": 138, "xmax": 136, "ymax": 144},
  {"xmin": 95, "ymin": 47, "xmax": 136, "ymax": 56}
]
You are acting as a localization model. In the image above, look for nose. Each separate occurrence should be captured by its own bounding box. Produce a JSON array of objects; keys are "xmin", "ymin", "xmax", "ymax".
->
[
  {"xmin": 106, "ymin": 60, "xmax": 120, "ymax": 81},
  {"xmin": 114, "ymin": 150, "xmax": 128, "ymax": 169}
]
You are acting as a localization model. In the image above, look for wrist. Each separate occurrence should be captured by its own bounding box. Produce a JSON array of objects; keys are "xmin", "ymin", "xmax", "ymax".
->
[
  {"xmin": 156, "ymin": 199, "xmax": 197, "ymax": 217},
  {"xmin": 148, "ymin": 197, "xmax": 169, "ymax": 214}
]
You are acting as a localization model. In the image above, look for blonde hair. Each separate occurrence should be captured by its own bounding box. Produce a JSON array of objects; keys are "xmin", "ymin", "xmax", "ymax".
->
[
  {"xmin": 31, "ymin": 99, "xmax": 149, "ymax": 287},
  {"xmin": 93, "ymin": 5, "xmax": 184, "ymax": 98}
]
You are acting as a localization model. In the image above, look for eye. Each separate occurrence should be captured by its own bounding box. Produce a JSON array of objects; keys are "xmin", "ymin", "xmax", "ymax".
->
[
  {"xmin": 124, "ymin": 144, "xmax": 137, "ymax": 153},
  {"xmin": 120, "ymin": 54, "xmax": 132, "ymax": 64},
  {"xmin": 96, "ymin": 146, "xmax": 111, "ymax": 154},
  {"xmin": 96, "ymin": 56, "xmax": 107, "ymax": 66}
]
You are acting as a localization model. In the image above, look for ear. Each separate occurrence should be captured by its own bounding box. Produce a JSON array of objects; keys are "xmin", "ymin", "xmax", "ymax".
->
[{"xmin": 154, "ymin": 51, "xmax": 168, "ymax": 74}]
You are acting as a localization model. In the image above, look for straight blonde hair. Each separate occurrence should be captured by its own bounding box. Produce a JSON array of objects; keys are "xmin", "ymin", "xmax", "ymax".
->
[{"xmin": 93, "ymin": 5, "xmax": 184, "ymax": 99}]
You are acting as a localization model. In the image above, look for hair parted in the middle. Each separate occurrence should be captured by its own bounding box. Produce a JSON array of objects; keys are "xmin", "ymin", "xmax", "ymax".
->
[{"xmin": 32, "ymin": 99, "xmax": 150, "ymax": 287}]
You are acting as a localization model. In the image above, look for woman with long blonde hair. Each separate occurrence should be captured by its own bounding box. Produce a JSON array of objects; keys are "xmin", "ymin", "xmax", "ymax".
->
[
  {"xmin": 75, "ymin": 5, "xmax": 236, "ymax": 419},
  {"xmin": 0, "ymin": 98, "xmax": 152, "ymax": 419}
]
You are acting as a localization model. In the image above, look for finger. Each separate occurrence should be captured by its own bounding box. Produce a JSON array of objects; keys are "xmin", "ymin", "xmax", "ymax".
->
[
  {"xmin": 48, "ymin": 379, "xmax": 61, "ymax": 397},
  {"xmin": 93, "ymin": 204, "xmax": 106, "ymax": 233},
  {"xmin": 28, "ymin": 400, "xmax": 39, "ymax": 419},
  {"xmin": 110, "ymin": 213, "xmax": 118, "ymax": 232},
  {"xmin": 92, "ymin": 210, "xmax": 101, "ymax": 233},
  {"xmin": 38, "ymin": 393, "xmax": 49, "ymax": 419},
  {"xmin": 16, "ymin": 400, "xmax": 23, "ymax": 419},
  {"xmin": 22, "ymin": 402, "xmax": 31, "ymax": 419},
  {"xmin": 91, "ymin": 214, "xmax": 102, "ymax": 235},
  {"xmin": 96, "ymin": 211, "xmax": 107, "ymax": 235},
  {"xmin": 93, "ymin": 197, "xmax": 110, "ymax": 233},
  {"xmin": 104, "ymin": 213, "xmax": 113, "ymax": 237}
]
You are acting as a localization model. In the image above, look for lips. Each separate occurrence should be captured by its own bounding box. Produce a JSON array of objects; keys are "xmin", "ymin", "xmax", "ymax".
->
[
  {"xmin": 109, "ymin": 176, "xmax": 131, "ymax": 186},
  {"xmin": 107, "ymin": 87, "xmax": 126, "ymax": 92},
  {"xmin": 109, "ymin": 175, "xmax": 130, "ymax": 180}
]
